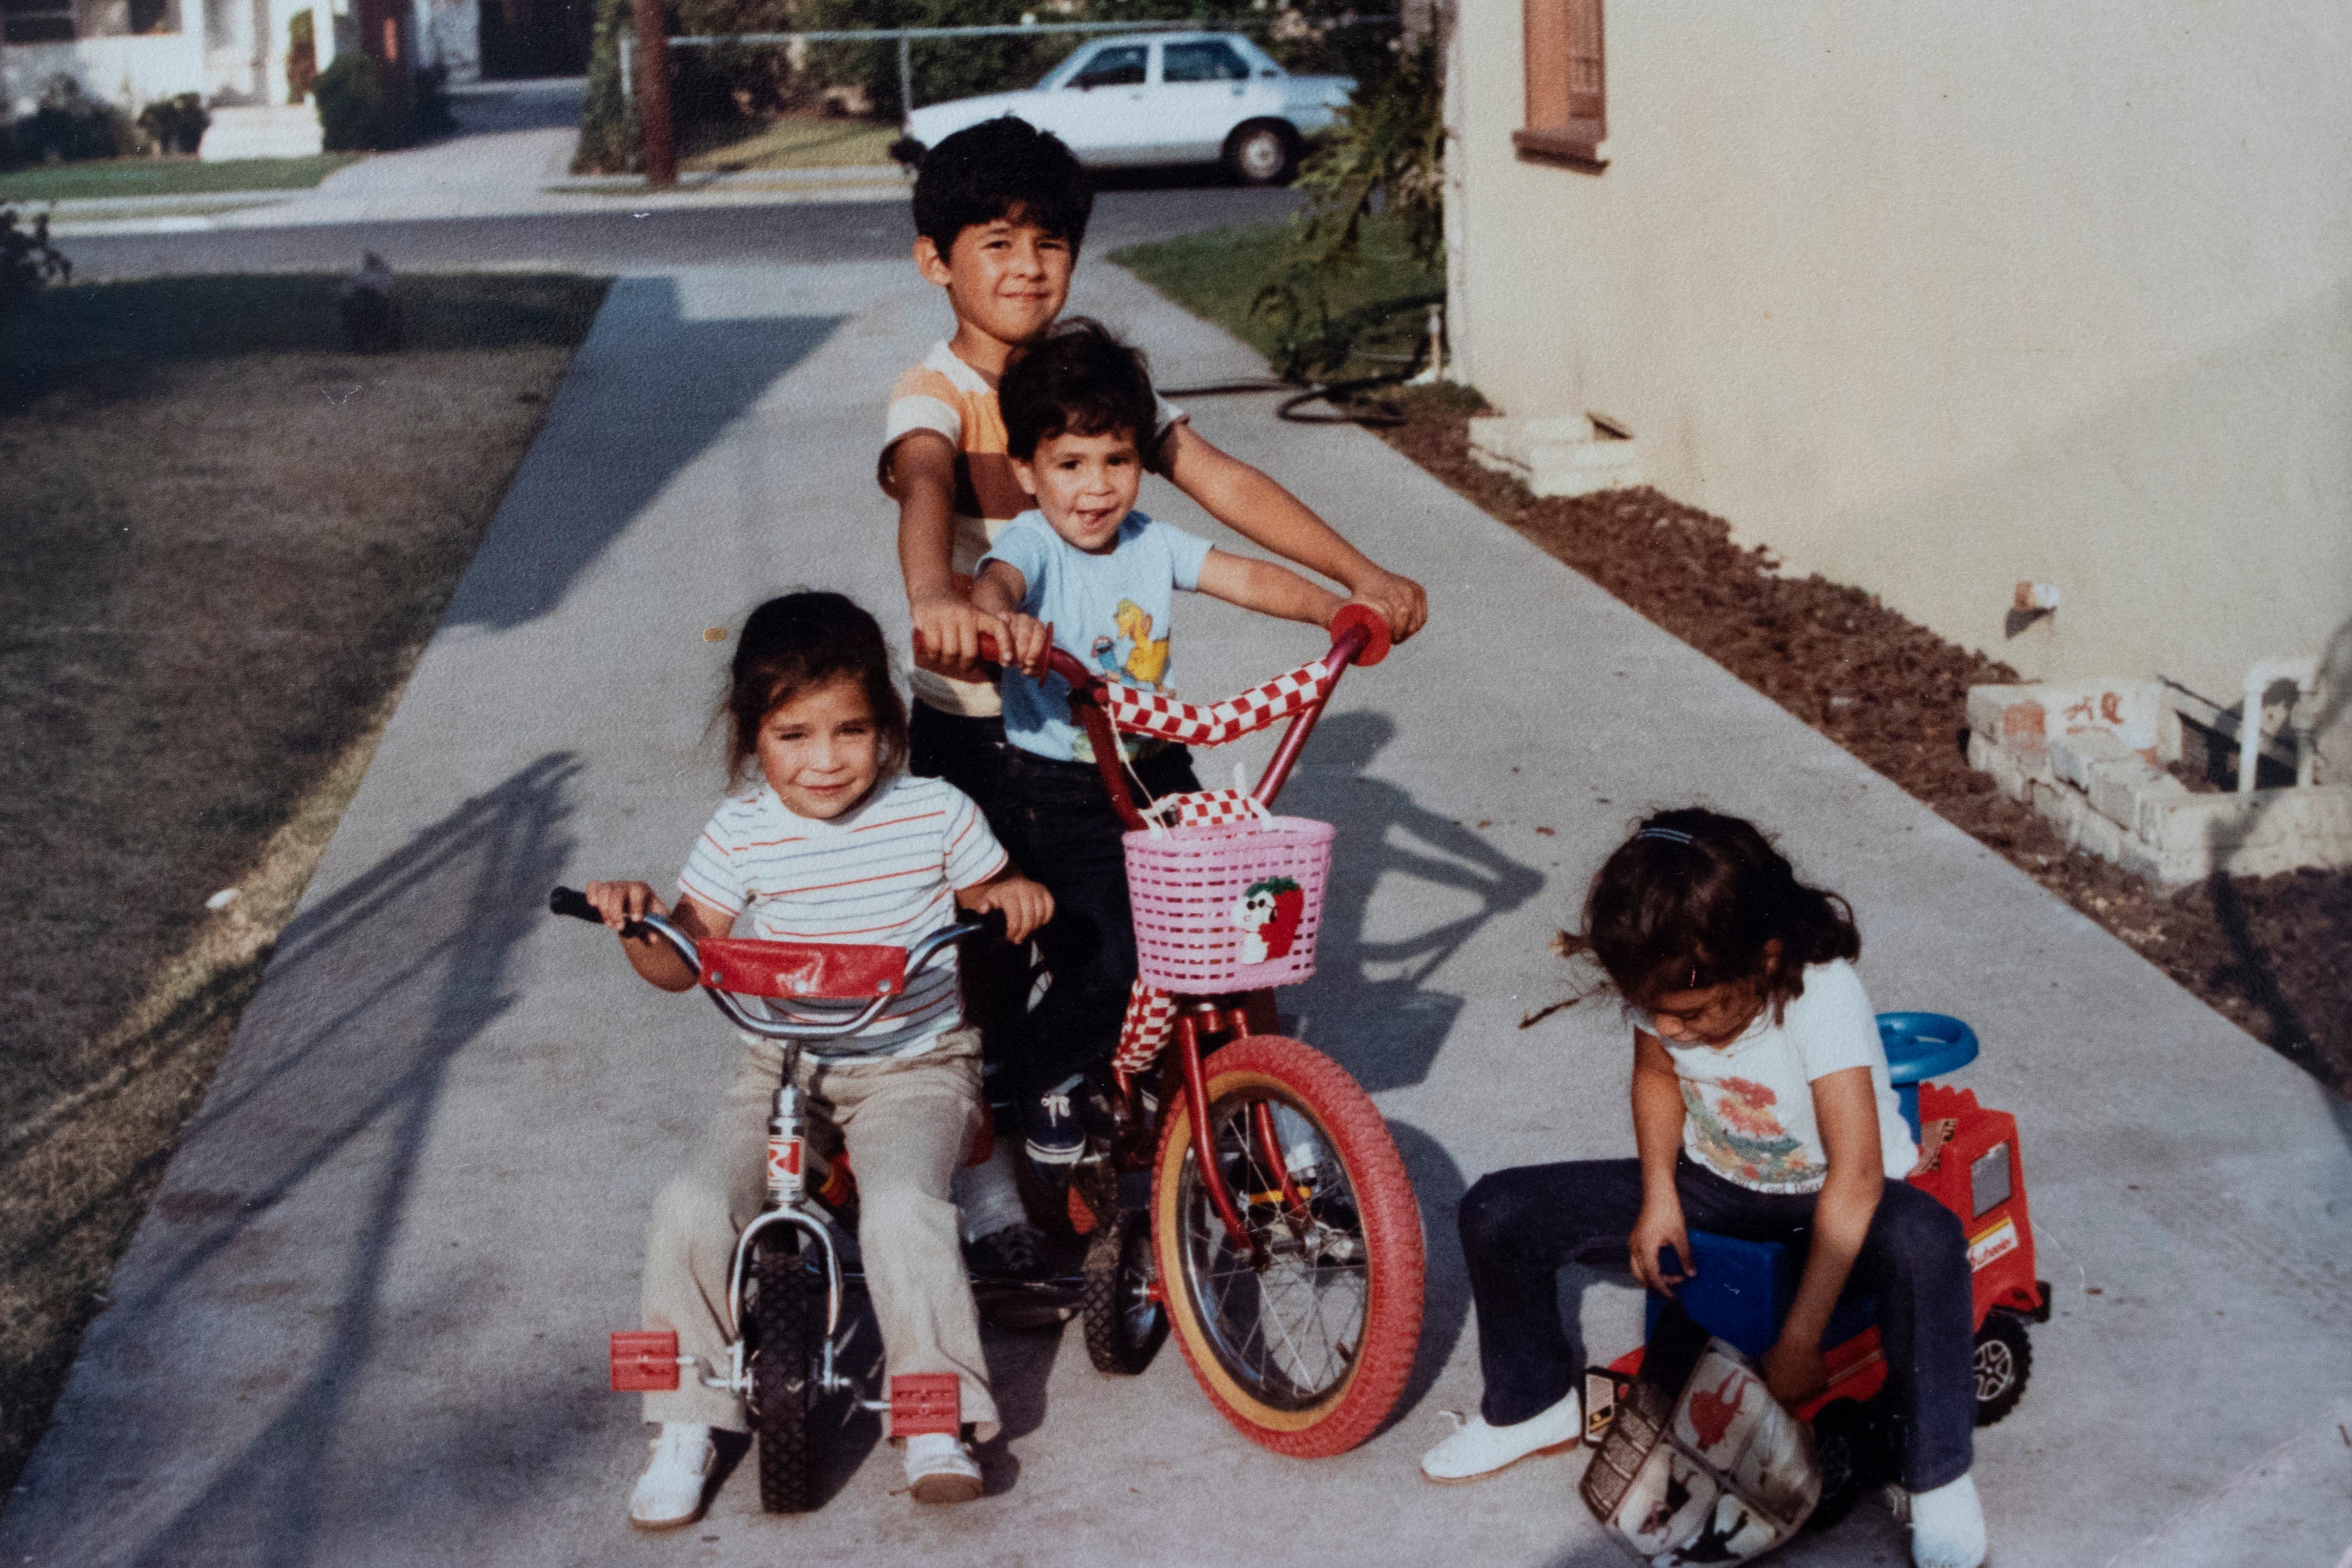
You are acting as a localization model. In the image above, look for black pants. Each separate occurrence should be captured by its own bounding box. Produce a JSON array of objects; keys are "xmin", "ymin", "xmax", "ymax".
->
[
  {"xmin": 1458, "ymin": 1155, "xmax": 1975, "ymax": 1492},
  {"xmin": 908, "ymin": 704, "xmax": 1024, "ymax": 1086},
  {"xmin": 993, "ymin": 743, "xmax": 1200, "ymax": 1096}
]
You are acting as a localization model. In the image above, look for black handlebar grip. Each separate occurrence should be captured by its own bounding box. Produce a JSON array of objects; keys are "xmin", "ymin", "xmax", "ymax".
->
[{"xmin": 549, "ymin": 887, "xmax": 603, "ymax": 924}]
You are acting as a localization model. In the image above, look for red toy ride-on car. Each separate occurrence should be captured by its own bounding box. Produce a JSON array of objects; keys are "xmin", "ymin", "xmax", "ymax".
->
[{"xmin": 1584, "ymin": 1012, "xmax": 2049, "ymax": 1532}]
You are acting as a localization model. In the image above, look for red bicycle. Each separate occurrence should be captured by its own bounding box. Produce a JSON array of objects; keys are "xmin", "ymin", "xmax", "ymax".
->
[{"xmin": 975, "ymin": 603, "xmax": 1426, "ymax": 1457}]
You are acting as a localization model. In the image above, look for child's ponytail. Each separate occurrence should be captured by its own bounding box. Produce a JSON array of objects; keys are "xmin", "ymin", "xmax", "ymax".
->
[{"xmin": 1583, "ymin": 808, "xmax": 1859, "ymax": 1019}]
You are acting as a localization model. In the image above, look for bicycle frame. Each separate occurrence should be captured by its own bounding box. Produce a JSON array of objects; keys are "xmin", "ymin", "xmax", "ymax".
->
[{"xmin": 983, "ymin": 611, "xmax": 1384, "ymax": 1259}]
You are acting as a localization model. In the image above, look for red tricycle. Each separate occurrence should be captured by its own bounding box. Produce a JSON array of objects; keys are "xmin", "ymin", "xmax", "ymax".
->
[
  {"xmin": 1583, "ymin": 1013, "xmax": 2049, "ymax": 1530},
  {"xmin": 564, "ymin": 606, "xmax": 1426, "ymax": 1510}
]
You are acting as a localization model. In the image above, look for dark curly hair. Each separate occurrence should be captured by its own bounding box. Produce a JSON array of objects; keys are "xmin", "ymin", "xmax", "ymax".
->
[
  {"xmin": 1583, "ymin": 807, "xmax": 1860, "ymax": 1020},
  {"xmin": 998, "ymin": 316, "xmax": 1158, "ymax": 462},
  {"xmin": 720, "ymin": 591, "xmax": 908, "ymax": 790},
  {"xmin": 911, "ymin": 115, "xmax": 1093, "ymax": 258}
]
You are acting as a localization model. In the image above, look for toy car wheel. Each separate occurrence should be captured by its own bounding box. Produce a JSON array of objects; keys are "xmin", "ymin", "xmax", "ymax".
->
[
  {"xmin": 1224, "ymin": 121, "xmax": 1299, "ymax": 186},
  {"xmin": 1081, "ymin": 1207, "xmax": 1167, "ymax": 1374},
  {"xmin": 1972, "ymin": 1312, "xmax": 2032, "ymax": 1426},
  {"xmin": 1805, "ymin": 1398, "xmax": 1897, "ymax": 1533},
  {"xmin": 750, "ymin": 1237, "xmax": 824, "ymax": 1513}
]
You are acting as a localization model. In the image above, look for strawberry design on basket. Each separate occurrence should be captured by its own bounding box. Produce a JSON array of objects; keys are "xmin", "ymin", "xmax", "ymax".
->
[{"xmin": 1232, "ymin": 877, "xmax": 1305, "ymax": 965}]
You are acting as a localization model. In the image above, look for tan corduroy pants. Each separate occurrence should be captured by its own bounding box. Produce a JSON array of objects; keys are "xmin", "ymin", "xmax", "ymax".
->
[{"xmin": 639, "ymin": 1026, "xmax": 998, "ymax": 1439}]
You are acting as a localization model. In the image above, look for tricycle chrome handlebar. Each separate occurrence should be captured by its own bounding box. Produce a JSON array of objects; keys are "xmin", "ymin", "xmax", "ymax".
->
[{"xmin": 546, "ymin": 887, "xmax": 981, "ymax": 1047}]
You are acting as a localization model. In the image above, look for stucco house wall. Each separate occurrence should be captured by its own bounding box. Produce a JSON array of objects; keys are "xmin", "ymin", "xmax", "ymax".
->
[{"xmin": 1446, "ymin": 2, "xmax": 2352, "ymax": 775}]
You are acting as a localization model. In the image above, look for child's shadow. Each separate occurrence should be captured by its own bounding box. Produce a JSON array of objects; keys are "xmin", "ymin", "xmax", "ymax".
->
[{"xmin": 1277, "ymin": 712, "xmax": 1546, "ymax": 1092}]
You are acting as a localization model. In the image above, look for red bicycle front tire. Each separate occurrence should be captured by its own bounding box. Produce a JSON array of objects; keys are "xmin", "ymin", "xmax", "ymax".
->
[{"xmin": 1150, "ymin": 1035, "xmax": 1425, "ymax": 1457}]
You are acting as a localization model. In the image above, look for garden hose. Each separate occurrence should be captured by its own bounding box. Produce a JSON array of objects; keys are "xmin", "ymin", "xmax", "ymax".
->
[{"xmin": 1158, "ymin": 293, "xmax": 1445, "ymax": 428}]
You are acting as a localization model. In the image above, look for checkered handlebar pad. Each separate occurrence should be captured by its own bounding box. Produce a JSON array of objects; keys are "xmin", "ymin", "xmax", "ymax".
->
[{"xmin": 1097, "ymin": 658, "xmax": 1334, "ymax": 747}]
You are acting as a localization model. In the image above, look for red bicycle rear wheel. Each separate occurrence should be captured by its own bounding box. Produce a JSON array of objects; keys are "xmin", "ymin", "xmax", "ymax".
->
[{"xmin": 1149, "ymin": 1036, "xmax": 1424, "ymax": 1457}]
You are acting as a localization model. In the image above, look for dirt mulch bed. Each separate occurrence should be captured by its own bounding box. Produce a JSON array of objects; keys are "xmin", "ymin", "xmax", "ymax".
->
[{"xmin": 1372, "ymin": 389, "xmax": 2350, "ymax": 1095}]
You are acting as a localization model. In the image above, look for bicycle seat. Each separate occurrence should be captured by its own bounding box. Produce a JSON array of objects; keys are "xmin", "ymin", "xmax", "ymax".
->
[
  {"xmin": 1875, "ymin": 1013, "xmax": 1978, "ymax": 1142},
  {"xmin": 697, "ymin": 938, "xmax": 906, "ymax": 1000}
]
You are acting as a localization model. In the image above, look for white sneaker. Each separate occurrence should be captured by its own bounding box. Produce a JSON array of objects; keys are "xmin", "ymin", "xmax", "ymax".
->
[
  {"xmin": 1419, "ymin": 1388, "xmax": 1584, "ymax": 1483},
  {"xmin": 903, "ymin": 1430, "xmax": 983, "ymax": 1505},
  {"xmin": 1907, "ymin": 1472, "xmax": 1987, "ymax": 1568},
  {"xmin": 627, "ymin": 1422, "xmax": 716, "ymax": 1530}
]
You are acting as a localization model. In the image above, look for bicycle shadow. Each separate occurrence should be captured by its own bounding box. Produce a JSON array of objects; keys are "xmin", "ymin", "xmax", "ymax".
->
[
  {"xmin": 1380, "ymin": 1119, "xmax": 1471, "ymax": 1433},
  {"xmin": 1274, "ymin": 711, "xmax": 1548, "ymax": 1094},
  {"xmin": 5, "ymin": 754, "xmax": 583, "ymax": 1568}
]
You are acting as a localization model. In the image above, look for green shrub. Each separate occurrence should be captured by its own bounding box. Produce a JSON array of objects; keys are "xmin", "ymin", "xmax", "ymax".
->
[
  {"xmin": 12, "ymin": 76, "xmax": 139, "ymax": 165},
  {"xmin": 796, "ymin": 0, "xmax": 1061, "ymax": 121},
  {"xmin": 572, "ymin": 0, "xmax": 642, "ymax": 173},
  {"xmin": 0, "ymin": 206, "xmax": 71, "ymax": 321},
  {"xmin": 313, "ymin": 55, "xmax": 449, "ymax": 151},
  {"xmin": 287, "ymin": 10, "xmax": 319, "ymax": 105},
  {"xmin": 1251, "ymin": 30, "xmax": 1442, "ymax": 382},
  {"xmin": 314, "ymin": 55, "xmax": 392, "ymax": 150},
  {"xmin": 135, "ymin": 93, "xmax": 211, "ymax": 156}
]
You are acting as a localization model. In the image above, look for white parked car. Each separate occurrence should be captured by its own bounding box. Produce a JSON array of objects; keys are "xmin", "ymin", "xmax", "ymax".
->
[{"xmin": 901, "ymin": 31, "xmax": 1355, "ymax": 186}]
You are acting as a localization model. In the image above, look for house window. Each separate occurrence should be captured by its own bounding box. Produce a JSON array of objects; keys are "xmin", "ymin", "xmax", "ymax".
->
[
  {"xmin": 2, "ymin": 0, "xmax": 76, "ymax": 43},
  {"xmin": 1514, "ymin": 0, "xmax": 1606, "ymax": 169}
]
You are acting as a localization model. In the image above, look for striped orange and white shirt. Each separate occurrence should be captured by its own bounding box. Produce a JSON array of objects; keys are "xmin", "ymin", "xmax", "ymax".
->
[
  {"xmin": 878, "ymin": 339, "xmax": 1185, "ymax": 717},
  {"xmin": 677, "ymin": 773, "xmax": 1007, "ymax": 1057}
]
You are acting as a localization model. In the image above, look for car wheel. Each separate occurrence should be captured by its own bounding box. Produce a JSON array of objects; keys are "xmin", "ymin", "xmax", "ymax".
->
[{"xmin": 1224, "ymin": 121, "xmax": 1299, "ymax": 186}]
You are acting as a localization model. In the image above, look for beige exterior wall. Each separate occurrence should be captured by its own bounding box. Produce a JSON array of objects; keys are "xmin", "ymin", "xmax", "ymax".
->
[{"xmin": 1448, "ymin": 2, "xmax": 2352, "ymax": 774}]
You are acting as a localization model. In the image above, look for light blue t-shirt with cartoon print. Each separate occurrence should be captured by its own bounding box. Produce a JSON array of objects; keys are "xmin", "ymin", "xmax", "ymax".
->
[{"xmin": 978, "ymin": 507, "xmax": 1214, "ymax": 763}]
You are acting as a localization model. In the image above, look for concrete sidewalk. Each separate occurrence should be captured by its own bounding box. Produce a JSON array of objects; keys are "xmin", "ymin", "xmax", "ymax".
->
[
  {"xmin": 4, "ymin": 253, "xmax": 2348, "ymax": 1567},
  {"xmin": 42, "ymin": 80, "xmax": 913, "ymax": 239}
]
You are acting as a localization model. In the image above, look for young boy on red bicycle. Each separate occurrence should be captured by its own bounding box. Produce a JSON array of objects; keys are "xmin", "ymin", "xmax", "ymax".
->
[{"xmin": 971, "ymin": 318, "xmax": 1349, "ymax": 1168}]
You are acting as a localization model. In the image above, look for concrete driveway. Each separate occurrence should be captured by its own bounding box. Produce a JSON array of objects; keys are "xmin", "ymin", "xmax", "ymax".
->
[{"xmin": 4, "ymin": 249, "xmax": 2347, "ymax": 1566}]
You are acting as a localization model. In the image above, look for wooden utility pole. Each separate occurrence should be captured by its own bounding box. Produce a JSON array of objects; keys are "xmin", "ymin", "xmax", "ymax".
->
[{"xmin": 633, "ymin": 0, "xmax": 677, "ymax": 187}]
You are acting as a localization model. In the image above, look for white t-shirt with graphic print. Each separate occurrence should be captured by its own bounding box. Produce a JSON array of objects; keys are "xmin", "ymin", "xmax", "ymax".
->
[{"xmin": 1637, "ymin": 959, "xmax": 1917, "ymax": 1194}]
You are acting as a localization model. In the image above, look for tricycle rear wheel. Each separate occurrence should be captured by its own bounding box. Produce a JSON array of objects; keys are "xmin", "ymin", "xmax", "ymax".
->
[
  {"xmin": 751, "ymin": 1238, "xmax": 823, "ymax": 1512},
  {"xmin": 1081, "ymin": 1207, "xmax": 1167, "ymax": 1373},
  {"xmin": 1149, "ymin": 1036, "xmax": 1424, "ymax": 1457}
]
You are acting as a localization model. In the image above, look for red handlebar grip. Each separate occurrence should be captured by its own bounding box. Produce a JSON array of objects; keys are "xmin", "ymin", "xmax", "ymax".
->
[{"xmin": 1329, "ymin": 603, "xmax": 1391, "ymax": 667}]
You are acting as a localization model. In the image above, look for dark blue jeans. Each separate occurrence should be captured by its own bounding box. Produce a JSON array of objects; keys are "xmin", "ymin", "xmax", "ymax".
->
[
  {"xmin": 1458, "ymin": 1155, "xmax": 1975, "ymax": 1492},
  {"xmin": 993, "ymin": 743, "xmax": 1200, "ymax": 1096}
]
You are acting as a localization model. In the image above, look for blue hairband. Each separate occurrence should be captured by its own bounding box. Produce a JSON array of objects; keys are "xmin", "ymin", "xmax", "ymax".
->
[{"xmin": 1636, "ymin": 827, "xmax": 1695, "ymax": 845}]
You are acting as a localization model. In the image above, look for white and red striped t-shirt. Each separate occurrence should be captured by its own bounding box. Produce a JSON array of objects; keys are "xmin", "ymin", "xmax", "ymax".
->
[{"xmin": 677, "ymin": 773, "xmax": 1007, "ymax": 1057}]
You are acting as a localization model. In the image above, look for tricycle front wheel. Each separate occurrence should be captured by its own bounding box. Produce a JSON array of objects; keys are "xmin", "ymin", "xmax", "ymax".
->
[
  {"xmin": 750, "ymin": 1238, "xmax": 823, "ymax": 1512},
  {"xmin": 1150, "ymin": 1036, "xmax": 1424, "ymax": 1457}
]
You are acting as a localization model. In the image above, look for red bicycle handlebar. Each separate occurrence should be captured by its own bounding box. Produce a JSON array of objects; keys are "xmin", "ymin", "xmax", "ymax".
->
[{"xmin": 936, "ymin": 611, "xmax": 1387, "ymax": 828}]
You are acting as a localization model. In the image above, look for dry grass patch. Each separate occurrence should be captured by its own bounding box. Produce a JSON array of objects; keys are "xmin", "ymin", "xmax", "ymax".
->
[{"xmin": 0, "ymin": 270, "xmax": 606, "ymax": 1493}]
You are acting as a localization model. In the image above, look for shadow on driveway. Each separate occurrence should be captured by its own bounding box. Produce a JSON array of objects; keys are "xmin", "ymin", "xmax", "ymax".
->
[
  {"xmin": 69, "ymin": 754, "xmax": 581, "ymax": 1568},
  {"xmin": 444, "ymin": 278, "xmax": 844, "ymax": 629}
]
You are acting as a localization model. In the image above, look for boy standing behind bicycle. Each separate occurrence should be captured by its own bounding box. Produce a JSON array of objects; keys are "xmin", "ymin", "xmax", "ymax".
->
[
  {"xmin": 973, "ymin": 318, "xmax": 1348, "ymax": 1168},
  {"xmin": 879, "ymin": 115, "xmax": 1426, "ymax": 1194}
]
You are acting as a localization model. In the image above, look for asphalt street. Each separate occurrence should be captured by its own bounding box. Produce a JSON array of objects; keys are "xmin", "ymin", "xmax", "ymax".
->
[{"xmin": 53, "ymin": 186, "xmax": 1302, "ymax": 280}]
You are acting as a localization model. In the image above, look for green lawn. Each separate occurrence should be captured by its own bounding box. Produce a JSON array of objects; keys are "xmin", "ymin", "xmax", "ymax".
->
[
  {"xmin": 0, "ymin": 155, "xmax": 359, "ymax": 203},
  {"xmin": 681, "ymin": 114, "xmax": 900, "ymax": 172},
  {"xmin": 1112, "ymin": 212, "xmax": 1444, "ymax": 383}
]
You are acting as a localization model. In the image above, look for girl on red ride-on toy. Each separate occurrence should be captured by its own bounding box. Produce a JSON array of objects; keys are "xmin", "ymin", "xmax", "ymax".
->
[
  {"xmin": 579, "ymin": 592, "xmax": 1051, "ymax": 1528},
  {"xmin": 1428, "ymin": 810, "xmax": 1992, "ymax": 1568}
]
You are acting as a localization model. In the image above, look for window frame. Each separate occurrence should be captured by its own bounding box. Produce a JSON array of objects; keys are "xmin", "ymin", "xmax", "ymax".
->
[{"xmin": 1513, "ymin": 0, "xmax": 1608, "ymax": 172}]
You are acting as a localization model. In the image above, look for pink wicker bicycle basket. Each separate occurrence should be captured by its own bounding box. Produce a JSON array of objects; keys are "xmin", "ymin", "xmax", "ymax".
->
[{"xmin": 1124, "ymin": 815, "xmax": 1335, "ymax": 993}]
